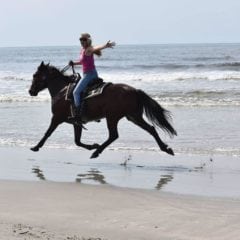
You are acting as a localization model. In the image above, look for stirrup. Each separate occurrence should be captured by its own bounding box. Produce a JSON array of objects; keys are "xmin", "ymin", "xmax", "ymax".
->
[
  {"xmin": 68, "ymin": 115, "xmax": 79, "ymax": 121},
  {"xmin": 68, "ymin": 116, "xmax": 87, "ymax": 129},
  {"xmin": 69, "ymin": 104, "xmax": 82, "ymax": 121},
  {"xmin": 74, "ymin": 120, "xmax": 87, "ymax": 130}
]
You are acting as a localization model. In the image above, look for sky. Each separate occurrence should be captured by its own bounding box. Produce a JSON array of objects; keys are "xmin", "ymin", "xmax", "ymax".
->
[{"xmin": 0, "ymin": 0, "xmax": 240, "ymax": 47}]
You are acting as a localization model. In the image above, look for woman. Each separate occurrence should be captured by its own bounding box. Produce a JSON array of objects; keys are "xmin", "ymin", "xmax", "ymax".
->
[{"xmin": 69, "ymin": 33, "xmax": 115, "ymax": 122}]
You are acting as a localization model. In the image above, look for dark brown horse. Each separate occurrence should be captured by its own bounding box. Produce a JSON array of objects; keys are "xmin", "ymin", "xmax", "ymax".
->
[{"xmin": 29, "ymin": 62, "xmax": 177, "ymax": 158}]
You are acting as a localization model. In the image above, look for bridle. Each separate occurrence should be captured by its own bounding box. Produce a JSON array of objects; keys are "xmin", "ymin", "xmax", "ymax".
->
[{"xmin": 61, "ymin": 64, "xmax": 76, "ymax": 74}]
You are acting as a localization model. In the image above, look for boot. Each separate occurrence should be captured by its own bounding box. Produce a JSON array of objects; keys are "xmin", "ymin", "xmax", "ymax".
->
[{"xmin": 68, "ymin": 104, "xmax": 84, "ymax": 125}]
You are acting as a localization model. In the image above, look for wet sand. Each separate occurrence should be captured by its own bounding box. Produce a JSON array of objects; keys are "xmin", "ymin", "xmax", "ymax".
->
[
  {"xmin": 1, "ymin": 146, "xmax": 240, "ymax": 239},
  {"xmin": 1, "ymin": 146, "xmax": 240, "ymax": 197},
  {"xmin": 0, "ymin": 180, "xmax": 240, "ymax": 240}
]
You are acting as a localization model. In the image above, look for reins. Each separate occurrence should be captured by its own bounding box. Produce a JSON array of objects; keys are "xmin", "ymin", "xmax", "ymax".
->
[
  {"xmin": 61, "ymin": 64, "xmax": 70, "ymax": 73},
  {"xmin": 60, "ymin": 64, "xmax": 81, "ymax": 83},
  {"xmin": 61, "ymin": 64, "xmax": 76, "ymax": 74}
]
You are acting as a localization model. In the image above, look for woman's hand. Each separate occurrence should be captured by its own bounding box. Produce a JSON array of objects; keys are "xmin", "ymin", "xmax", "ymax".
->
[
  {"xmin": 105, "ymin": 41, "xmax": 116, "ymax": 48},
  {"xmin": 92, "ymin": 41, "xmax": 116, "ymax": 54},
  {"xmin": 68, "ymin": 60, "xmax": 74, "ymax": 66}
]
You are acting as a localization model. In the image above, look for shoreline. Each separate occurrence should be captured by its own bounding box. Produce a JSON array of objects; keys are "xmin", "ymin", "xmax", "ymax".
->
[
  {"xmin": 1, "ymin": 145, "xmax": 240, "ymax": 198},
  {"xmin": 1, "ymin": 180, "xmax": 240, "ymax": 240}
]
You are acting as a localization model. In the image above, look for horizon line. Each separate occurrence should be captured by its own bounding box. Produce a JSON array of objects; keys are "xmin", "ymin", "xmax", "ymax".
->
[{"xmin": 1, "ymin": 42, "xmax": 240, "ymax": 49}]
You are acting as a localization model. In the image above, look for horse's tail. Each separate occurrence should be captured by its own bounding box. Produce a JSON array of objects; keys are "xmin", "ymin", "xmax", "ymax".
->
[{"xmin": 137, "ymin": 90, "xmax": 177, "ymax": 137}]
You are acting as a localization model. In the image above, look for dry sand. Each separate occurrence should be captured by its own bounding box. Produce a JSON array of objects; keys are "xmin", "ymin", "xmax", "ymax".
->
[{"xmin": 0, "ymin": 180, "xmax": 240, "ymax": 240}]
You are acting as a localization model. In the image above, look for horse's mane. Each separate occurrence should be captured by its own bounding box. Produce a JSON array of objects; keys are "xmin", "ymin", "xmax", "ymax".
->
[
  {"xmin": 47, "ymin": 65, "xmax": 64, "ymax": 76},
  {"xmin": 47, "ymin": 65, "xmax": 73, "ymax": 83}
]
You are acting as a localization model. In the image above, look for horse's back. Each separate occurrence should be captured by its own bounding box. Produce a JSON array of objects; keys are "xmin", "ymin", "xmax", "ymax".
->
[
  {"xmin": 85, "ymin": 83, "xmax": 138, "ymax": 121},
  {"xmin": 106, "ymin": 83, "xmax": 136, "ymax": 96},
  {"xmin": 105, "ymin": 83, "xmax": 138, "ymax": 107}
]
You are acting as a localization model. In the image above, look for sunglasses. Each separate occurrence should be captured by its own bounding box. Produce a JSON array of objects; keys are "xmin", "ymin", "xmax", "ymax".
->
[{"xmin": 80, "ymin": 38, "xmax": 87, "ymax": 42}]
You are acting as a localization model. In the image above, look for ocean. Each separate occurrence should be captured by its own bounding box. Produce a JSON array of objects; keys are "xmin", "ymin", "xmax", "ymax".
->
[
  {"xmin": 1, "ymin": 43, "xmax": 239, "ymax": 156},
  {"xmin": 0, "ymin": 44, "xmax": 240, "ymax": 196}
]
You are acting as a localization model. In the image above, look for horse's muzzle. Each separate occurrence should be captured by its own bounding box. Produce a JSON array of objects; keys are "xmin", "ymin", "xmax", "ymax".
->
[{"xmin": 29, "ymin": 89, "xmax": 38, "ymax": 96}]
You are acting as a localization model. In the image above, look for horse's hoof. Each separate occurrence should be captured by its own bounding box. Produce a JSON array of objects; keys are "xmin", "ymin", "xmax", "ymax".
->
[
  {"xmin": 92, "ymin": 143, "xmax": 100, "ymax": 149},
  {"xmin": 90, "ymin": 151, "xmax": 99, "ymax": 159},
  {"xmin": 86, "ymin": 144, "xmax": 99, "ymax": 150},
  {"xmin": 166, "ymin": 148, "xmax": 174, "ymax": 156},
  {"xmin": 30, "ymin": 146, "xmax": 39, "ymax": 152}
]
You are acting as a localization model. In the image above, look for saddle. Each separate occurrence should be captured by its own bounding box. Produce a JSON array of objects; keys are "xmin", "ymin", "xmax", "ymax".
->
[
  {"xmin": 65, "ymin": 77, "xmax": 111, "ymax": 102},
  {"xmin": 65, "ymin": 77, "xmax": 111, "ymax": 123}
]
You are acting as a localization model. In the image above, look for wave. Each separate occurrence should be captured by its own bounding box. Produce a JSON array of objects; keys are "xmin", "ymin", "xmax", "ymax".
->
[
  {"xmin": 155, "ymin": 96, "xmax": 240, "ymax": 106},
  {"xmin": 131, "ymin": 62, "xmax": 240, "ymax": 71},
  {"xmin": 98, "ymin": 61, "xmax": 240, "ymax": 72},
  {"xmin": 0, "ymin": 76, "xmax": 29, "ymax": 82},
  {"xmin": 152, "ymin": 90, "xmax": 240, "ymax": 106},
  {"xmin": 0, "ymin": 70, "xmax": 239, "ymax": 106},
  {"xmin": 154, "ymin": 97, "xmax": 240, "ymax": 107},
  {"xmin": 1, "ymin": 65, "xmax": 240, "ymax": 85},
  {"xmin": 0, "ymin": 138, "xmax": 239, "ymax": 157},
  {"xmin": 0, "ymin": 92, "xmax": 239, "ymax": 107},
  {"xmin": 0, "ymin": 94, "xmax": 50, "ymax": 103},
  {"xmin": 4, "ymin": 60, "xmax": 235, "ymax": 73},
  {"xmin": 0, "ymin": 71, "xmax": 32, "ymax": 82},
  {"xmin": 214, "ymin": 62, "xmax": 240, "ymax": 68},
  {"xmin": 183, "ymin": 56, "xmax": 234, "ymax": 61},
  {"xmin": 194, "ymin": 62, "xmax": 240, "ymax": 71},
  {"xmin": 101, "ymin": 71, "xmax": 240, "ymax": 83}
]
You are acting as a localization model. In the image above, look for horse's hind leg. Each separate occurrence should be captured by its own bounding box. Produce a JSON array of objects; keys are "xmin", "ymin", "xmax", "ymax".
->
[
  {"xmin": 91, "ymin": 117, "xmax": 120, "ymax": 158},
  {"xmin": 127, "ymin": 115, "xmax": 174, "ymax": 155}
]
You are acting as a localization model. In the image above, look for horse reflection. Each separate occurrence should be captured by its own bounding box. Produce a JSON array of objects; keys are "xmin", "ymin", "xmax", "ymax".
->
[
  {"xmin": 32, "ymin": 166, "xmax": 46, "ymax": 181},
  {"xmin": 155, "ymin": 174, "xmax": 173, "ymax": 190},
  {"xmin": 76, "ymin": 169, "xmax": 106, "ymax": 185}
]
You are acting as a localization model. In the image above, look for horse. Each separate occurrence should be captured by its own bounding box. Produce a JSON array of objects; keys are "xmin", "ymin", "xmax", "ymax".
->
[{"xmin": 28, "ymin": 61, "xmax": 177, "ymax": 158}]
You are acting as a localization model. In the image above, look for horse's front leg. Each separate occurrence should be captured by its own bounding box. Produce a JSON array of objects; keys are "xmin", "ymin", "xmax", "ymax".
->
[
  {"xmin": 91, "ymin": 117, "xmax": 119, "ymax": 158},
  {"xmin": 31, "ymin": 117, "xmax": 60, "ymax": 152},
  {"xmin": 74, "ymin": 124, "xmax": 99, "ymax": 150}
]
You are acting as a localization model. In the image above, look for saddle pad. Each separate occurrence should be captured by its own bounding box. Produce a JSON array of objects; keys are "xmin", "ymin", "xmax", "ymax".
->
[
  {"xmin": 84, "ymin": 83, "xmax": 111, "ymax": 99},
  {"xmin": 65, "ymin": 83, "xmax": 76, "ymax": 101},
  {"xmin": 65, "ymin": 82, "xmax": 111, "ymax": 102}
]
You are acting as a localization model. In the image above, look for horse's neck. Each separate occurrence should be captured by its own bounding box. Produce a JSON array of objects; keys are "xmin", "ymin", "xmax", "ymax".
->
[{"xmin": 47, "ymin": 75, "xmax": 68, "ymax": 98}]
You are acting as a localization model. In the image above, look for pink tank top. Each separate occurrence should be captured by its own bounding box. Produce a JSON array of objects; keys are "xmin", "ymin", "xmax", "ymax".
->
[{"xmin": 79, "ymin": 49, "xmax": 95, "ymax": 73}]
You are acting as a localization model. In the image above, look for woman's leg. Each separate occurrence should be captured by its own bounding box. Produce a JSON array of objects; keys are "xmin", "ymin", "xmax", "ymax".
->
[
  {"xmin": 71, "ymin": 70, "xmax": 98, "ymax": 122},
  {"xmin": 73, "ymin": 70, "xmax": 98, "ymax": 107}
]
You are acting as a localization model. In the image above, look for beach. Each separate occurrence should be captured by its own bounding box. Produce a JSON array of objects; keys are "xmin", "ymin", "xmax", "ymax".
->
[
  {"xmin": 1, "ymin": 179, "xmax": 240, "ymax": 240},
  {"xmin": 1, "ymin": 44, "xmax": 240, "ymax": 239},
  {"xmin": 1, "ymin": 146, "xmax": 240, "ymax": 197},
  {"xmin": 0, "ymin": 146, "xmax": 240, "ymax": 239}
]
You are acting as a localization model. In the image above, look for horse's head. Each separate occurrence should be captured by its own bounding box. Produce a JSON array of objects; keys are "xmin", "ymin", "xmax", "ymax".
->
[{"xmin": 29, "ymin": 61, "xmax": 50, "ymax": 96}]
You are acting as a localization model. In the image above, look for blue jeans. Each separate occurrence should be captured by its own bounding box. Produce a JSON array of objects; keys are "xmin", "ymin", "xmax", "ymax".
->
[{"xmin": 73, "ymin": 69, "xmax": 98, "ymax": 107}]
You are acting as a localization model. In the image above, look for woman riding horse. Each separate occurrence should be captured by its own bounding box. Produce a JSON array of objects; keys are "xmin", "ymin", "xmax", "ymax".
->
[
  {"xmin": 69, "ymin": 33, "xmax": 115, "ymax": 123},
  {"xmin": 29, "ymin": 62, "xmax": 176, "ymax": 159}
]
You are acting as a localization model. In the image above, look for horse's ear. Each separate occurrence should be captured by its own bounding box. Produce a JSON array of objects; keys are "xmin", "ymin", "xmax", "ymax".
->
[
  {"xmin": 46, "ymin": 62, "xmax": 50, "ymax": 67},
  {"xmin": 39, "ymin": 61, "xmax": 45, "ymax": 70}
]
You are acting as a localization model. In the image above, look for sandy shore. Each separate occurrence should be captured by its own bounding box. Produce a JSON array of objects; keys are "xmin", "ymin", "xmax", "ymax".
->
[{"xmin": 0, "ymin": 180, "xmax": 240, "ymax": 240}]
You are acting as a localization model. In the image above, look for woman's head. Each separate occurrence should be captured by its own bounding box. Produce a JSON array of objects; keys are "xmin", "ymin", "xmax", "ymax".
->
[
  {"xmin": 79, "ymin": 33, "xmax": 92, "ymax": 48},
  {"xmin": 79, "ymin": 33, "xmax": 102, "ymax": 56}
]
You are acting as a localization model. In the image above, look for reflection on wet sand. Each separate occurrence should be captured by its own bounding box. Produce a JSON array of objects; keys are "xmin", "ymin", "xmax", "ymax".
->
[
  {"xmin": 155, "ymin": 174, "xmax": 174, "ymax": 190},
  {"xmin": 76, "ymin": 169, "xmax": 107, "ymax": 185},
  {"xmin": 32, "ymin": 166, "xmax": 46, "ymax": 181},
  {"xmin": 155, "ymin": 163, "xmax": 208, "ymax": 190}
]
